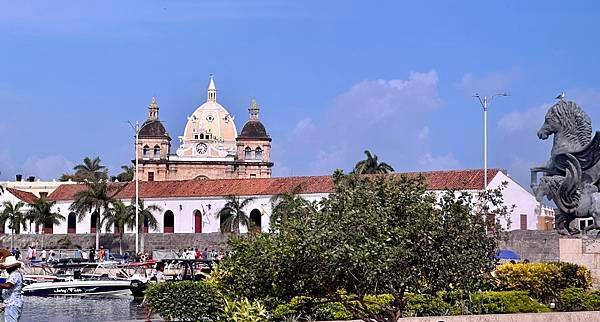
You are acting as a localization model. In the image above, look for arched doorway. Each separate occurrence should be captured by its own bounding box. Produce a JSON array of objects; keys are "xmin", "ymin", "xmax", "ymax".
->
[
  {"xmin": 164, "ymin": 210, "xmax": 174, "ymax": 233},
  {"xmin": 43, "ymin": 221, "xmax": 53, "ymax": 234},
  {"xmin": 90, "ymin": 212, "xmax": 98, "ymax": 234},
  {"xmin": 250, "ymin": 209, "xmax": 262, "ymax": 233},
  {"xmin": 68, "ymin": 212, "xmax": 77, "ymax": 234},
  {"xmin": 194, "ymin": 210, "xmax": 202, "ymax": 233}
]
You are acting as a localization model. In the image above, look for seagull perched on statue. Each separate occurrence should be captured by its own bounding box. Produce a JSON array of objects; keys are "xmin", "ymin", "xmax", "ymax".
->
[{"xmin": 555, "ymin": 92, "xmax": 565, "ymax": 100}]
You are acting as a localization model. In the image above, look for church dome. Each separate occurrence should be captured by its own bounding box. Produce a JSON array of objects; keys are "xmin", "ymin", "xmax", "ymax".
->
[
  {"xmin": 139, "ymin": 97, "xmax": 170, "ymax": 139},
  {"xmin": 238, "ymin": 99, "xmax": 270, "ymax": 140},
  {"xmin": 239, "ymin": 120, "xmax": 269, "ymax": 139},
  {"xmin": 139, "ymin": 119, "xmax": 167, "ymax": 138},
  {"xmin": 176, "ymin": 76, "xmax": 238, "ymax": 158}
]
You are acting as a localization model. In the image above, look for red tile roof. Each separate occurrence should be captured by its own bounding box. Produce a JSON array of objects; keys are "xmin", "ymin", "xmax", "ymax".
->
[
  {"xmin": 6, "ymin": 188, "xmax": 38, "ymax": 204},
  {"xmin": 48, "ymin": 169, "xmax": 501, "ymax": 201}
]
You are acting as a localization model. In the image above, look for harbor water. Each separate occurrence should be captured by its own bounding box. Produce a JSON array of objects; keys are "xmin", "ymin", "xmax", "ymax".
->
[{"xmin": 19, "ymin": 296, "xmax": 153, "ymax": 322}]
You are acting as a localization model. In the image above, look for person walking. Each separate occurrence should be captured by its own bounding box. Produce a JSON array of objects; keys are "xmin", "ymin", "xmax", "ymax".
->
[{"xmin": 0, "ymin": 256, "xmax": 24, "ymax": 322}]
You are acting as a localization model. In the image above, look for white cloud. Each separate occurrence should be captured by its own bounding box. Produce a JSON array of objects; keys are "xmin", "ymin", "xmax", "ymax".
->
[
  {"xmin": 497, "ymin": 103, "xmax": 548, "ymax": 134},
  {"xmin": 418, "ymin": 153, "xmax": 460, "ymax": 170},
  {"xmin": 457, "ymin": 70, "xmax": 520, "ymax": 96},
  {"xmin": 21, "ymin": 155, "xmax": 75, "ymax": 180},
  {"xmin": 282, "ymin": 70, "xmax": 448, "ymax": 175},
  {"xmin": 417, "ymin": 126, "xmax": 430, "ymax": 140}
]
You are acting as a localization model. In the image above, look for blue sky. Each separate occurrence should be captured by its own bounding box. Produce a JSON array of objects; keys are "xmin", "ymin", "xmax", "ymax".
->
[{"xmin": 1, "ymin": 1, "xmax": 600, "ymax": 188}]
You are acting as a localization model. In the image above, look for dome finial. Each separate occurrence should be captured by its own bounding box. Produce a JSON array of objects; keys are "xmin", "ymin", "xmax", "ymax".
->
[
  {"xmin": 207, "ymin": 74, "xmax": 217, "ymax": 102},
  {"xmin": 148, "ymin": 96, "xmax": 159, "ymax": 120},
  {"xmin": 249, "ymin": 98, "xmax": 260, "ymax": 120}
]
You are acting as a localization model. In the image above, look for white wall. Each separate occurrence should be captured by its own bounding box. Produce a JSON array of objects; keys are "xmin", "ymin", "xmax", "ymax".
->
[{"xmin": 487, "ymin": 171, "xmax": 540, "ymax": 231}]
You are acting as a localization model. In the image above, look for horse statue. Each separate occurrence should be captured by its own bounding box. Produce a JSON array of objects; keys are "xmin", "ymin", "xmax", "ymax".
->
[
  {"xmin": 533, "ymin": 153, "xmax": 600, "ymax": 234},
  {"xmin": 531, "ymin": 100, "xmax": 600, "ymax": 235}
]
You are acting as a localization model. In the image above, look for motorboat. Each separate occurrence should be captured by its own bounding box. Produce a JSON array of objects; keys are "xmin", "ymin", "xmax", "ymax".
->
[{"xmin": 22, "ymin": 262, "xmax": 143, "ymax": 297}]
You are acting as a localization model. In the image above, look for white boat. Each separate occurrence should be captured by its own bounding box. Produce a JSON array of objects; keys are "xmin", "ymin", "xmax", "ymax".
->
[
  {"xmin": 22, "ymin": 262, "xmax": 142, "ymax": 297},
  {"xmin": 22, "ymin": 278, "xmax": 133, "ymax": 296}
]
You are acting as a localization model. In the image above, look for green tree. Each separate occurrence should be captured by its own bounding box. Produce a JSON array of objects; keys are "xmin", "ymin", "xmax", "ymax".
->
[
  {"xmin": 27, "ymin": 196, "xmax": 65, "ymax": 249},
  {"xmin": 74, "ymin": 156, "xmax": 108, "ymax": 181},
  {"xmin": 116, "ymin": 165, "xmax": 134, "ymax": 182},
  {"xmin": 269, "ymin": 186, "xmax": 317, "ymax": 230},
  {"xmin": 353, "ymin": 150, "xmax": 394, "ymax": 174},
  {"xmin": 218, "ymin": 172, "xmax": 509, "ymax": 321},
  {"xmin": 126, "ymin": 199, "xmax": 162, "ymax": 253},
  {"xmin": 59, "ymin": 157, "xmax": 108, "ymax": 182},
  {"xmin": 69, "ymin": 179, "xmax": 115, "ymax": 250},
  {"xmin": 1, "ymin": 201, "xmax": 28, "ymax": 249},
  {"xmin": 101, "ymin": 199, "xmax": 130, "ymax": 254},
  {"xmin": 216, "ymin": 195, "xmax": 255, "ymax": 234}
]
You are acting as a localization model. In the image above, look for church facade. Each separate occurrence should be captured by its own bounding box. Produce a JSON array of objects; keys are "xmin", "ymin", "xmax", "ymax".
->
[{"xmin": 136, "ymin": 76, "xmax": 273, "ymax": 181}]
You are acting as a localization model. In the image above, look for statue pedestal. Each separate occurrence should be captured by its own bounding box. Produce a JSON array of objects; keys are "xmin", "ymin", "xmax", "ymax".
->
[{"xmin": 560, "ymin": 237, "xmax": 600, "ymax": 287}]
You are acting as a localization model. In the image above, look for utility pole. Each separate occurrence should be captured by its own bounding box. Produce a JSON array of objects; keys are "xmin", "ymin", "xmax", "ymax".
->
[
  {"xmin": 128, "ymin": 121, "xmax": 140, "ymax": 254},
  {"xmin": 474, "ymin": 93, "xmax": 508, "ymax": 190}
]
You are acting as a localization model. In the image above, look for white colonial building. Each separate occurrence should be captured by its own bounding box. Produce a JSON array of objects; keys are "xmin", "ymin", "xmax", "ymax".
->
[{"xmin": 0, "ymin": 169, "xmax": 553, "ymax": 235}]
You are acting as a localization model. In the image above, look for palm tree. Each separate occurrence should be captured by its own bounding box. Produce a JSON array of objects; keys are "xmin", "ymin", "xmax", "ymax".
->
[
  {"xmin": 116, "ymin": 165, "xmax": 134, "ymax": 182},
  {"xmin": 101, "ymin": 200, "xmax": 130, "ymax": 254},
  {"xmin": 353, "ymin": 150, "xmax": 395, "ymax": 174},
  {"xmin": 126, "ymin": 199, "xmax": 162, "ymax": 253},
  {"xmin": 27, "ymin": 197, "xmax": 65, "ymax": 249},
  {"xmin": 269, "ymin": 188, "xmax": 318, "ymax": 231},
  {"xmin": 74, "ymin": 156, "xmax": 108, "ymax": 181},
  {"xmin": 69, "ymin": 179, "xmax": 115, "ymax": 250},
  {"xmin": 216, "ymin": 195, "xmax": 255, "ymax": 234},
  {"xmin": 1, "ymin": 201, "xmax": 28, "ymax": 249}
]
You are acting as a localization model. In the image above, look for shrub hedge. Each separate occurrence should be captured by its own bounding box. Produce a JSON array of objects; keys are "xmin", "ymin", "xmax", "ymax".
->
[
  {"xmin": 145, "ymin": 281, "xmax": 226, "ymax": 321},
  {"xmin": 470, "ymin": 291, "xmax": 550, "ymax": 314},
  {"xmin": 559, "ymin": 288, "xmax": 600, "ymax": 312},
  {"xmin": 270, "ymin": 291, "xmax": 551, "ymax": 321},
  {"xmin": 493, "ymin": 262, "xmax": 592, "ymax": 303}
]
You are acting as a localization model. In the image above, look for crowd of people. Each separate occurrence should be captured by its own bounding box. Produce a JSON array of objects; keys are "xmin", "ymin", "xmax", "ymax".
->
[{"xmin": 174, "ymin": 247, "xmax": 228, "ymax": 261}]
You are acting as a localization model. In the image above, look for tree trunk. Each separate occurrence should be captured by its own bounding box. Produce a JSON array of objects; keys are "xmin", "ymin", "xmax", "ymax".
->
[
  {"xmin": 119, "ymin": 234, "xmax": 123, "ymax": 255},
  {"xmin": 10, "ymin": 227, "xmax": 14, "ymax": 250},
  {"xmin": 41, "ymin": 232, "xmax": 45, "ymax": 250},
  {"xmin": 95, "ymin": 209, "xmax": 101, "ymax": 250},
  {"xmin": 140, "ymin": 231, "xmax": 145, "ymax": 254}
]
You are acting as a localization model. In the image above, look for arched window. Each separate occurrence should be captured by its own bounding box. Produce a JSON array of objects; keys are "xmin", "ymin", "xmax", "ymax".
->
[
  {"xmin": 143, "ymin": 145, "xmax": 150, "ymax": 157},
  {"xmin": 250, "ymin": 209, "xmax": 262, "ymax": 233},
  {"xmin": 244, "ymin": 147, "xmax": 253, "ymax": 160},
  {"xmin": 199, "ymin": 133, "xmax": 204, "ymax": 140},
  {"xmin": 255, "ymin": 147, "xmax": 263, "ymax": 160},
  {"xmin": 153, "ymin": 145, "xmax": 161, "ymax": 156},
  {"xmin": 164, "ymin": 210, "xmax": 174, "ymax": 233},
  {"xmin": 90, "ymin": 212, "xmax": 98, "ymax": 234},
  {"xmin": 68, "ymin": 212, "xmax": 77, "ymax": 234},
  {"xmin": 194, "ymin": 210, "xmax": 202, "ymax": 233}
]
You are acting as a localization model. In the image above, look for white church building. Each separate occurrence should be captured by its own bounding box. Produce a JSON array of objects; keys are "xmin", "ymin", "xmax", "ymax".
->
[{"xmin": 1, "ymin": 169, "xmax": 553, "ymax": 235}]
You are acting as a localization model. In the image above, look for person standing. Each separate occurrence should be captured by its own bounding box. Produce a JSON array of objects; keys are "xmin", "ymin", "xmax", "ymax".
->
[
  {"xmin": 74, "ymin": 246, "xmax": 82, "ymax": 259},
  {"xmin": 98, "ymin": 246, "xmax": 106, "ymax": 262},
  {"xmin": 0, "ymin": 256, "xmax": 24, "ymax": 322},
  {"xmin": 25, "ymin": 246, "xmax": 32, "ymax": 261},
  {"xmin": 40, "ymin": 248, "xmax": 47, "ymax": 262},
  {"xmin": 14, "ymin": 249, "xmax": 20, "ymax": 261}
]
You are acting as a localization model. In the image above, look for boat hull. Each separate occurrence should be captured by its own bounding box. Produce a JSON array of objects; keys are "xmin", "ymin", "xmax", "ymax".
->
[{"xmin": 23, "ymin": 280, "xmax": 133, "ymax": 297}]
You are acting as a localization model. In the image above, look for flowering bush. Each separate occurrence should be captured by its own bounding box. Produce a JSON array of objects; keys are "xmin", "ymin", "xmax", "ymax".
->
[{"xmin": 494, "ymin": 262, "xmax": 591, "ymax": 303}]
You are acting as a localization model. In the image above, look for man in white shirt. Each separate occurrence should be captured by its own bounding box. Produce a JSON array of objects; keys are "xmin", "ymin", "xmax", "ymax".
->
[{"xmin": 40, "ymin": 248, "xmax": 47, "ymax": 262}]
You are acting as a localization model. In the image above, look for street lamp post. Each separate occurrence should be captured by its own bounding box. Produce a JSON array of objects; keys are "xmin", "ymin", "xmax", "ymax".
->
[
  {"xmin": 128, "ymin": 121, "xmax": 140, "ymax": 254},
  {"xmin": 474, "ymin": 93, "xmax": 508, "ymax": 190}
]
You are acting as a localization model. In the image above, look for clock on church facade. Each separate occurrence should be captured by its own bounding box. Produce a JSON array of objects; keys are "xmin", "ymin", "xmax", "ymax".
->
[{"xmin": 135, "ymin": 75, "xmax": 273, "ymax": 181}]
